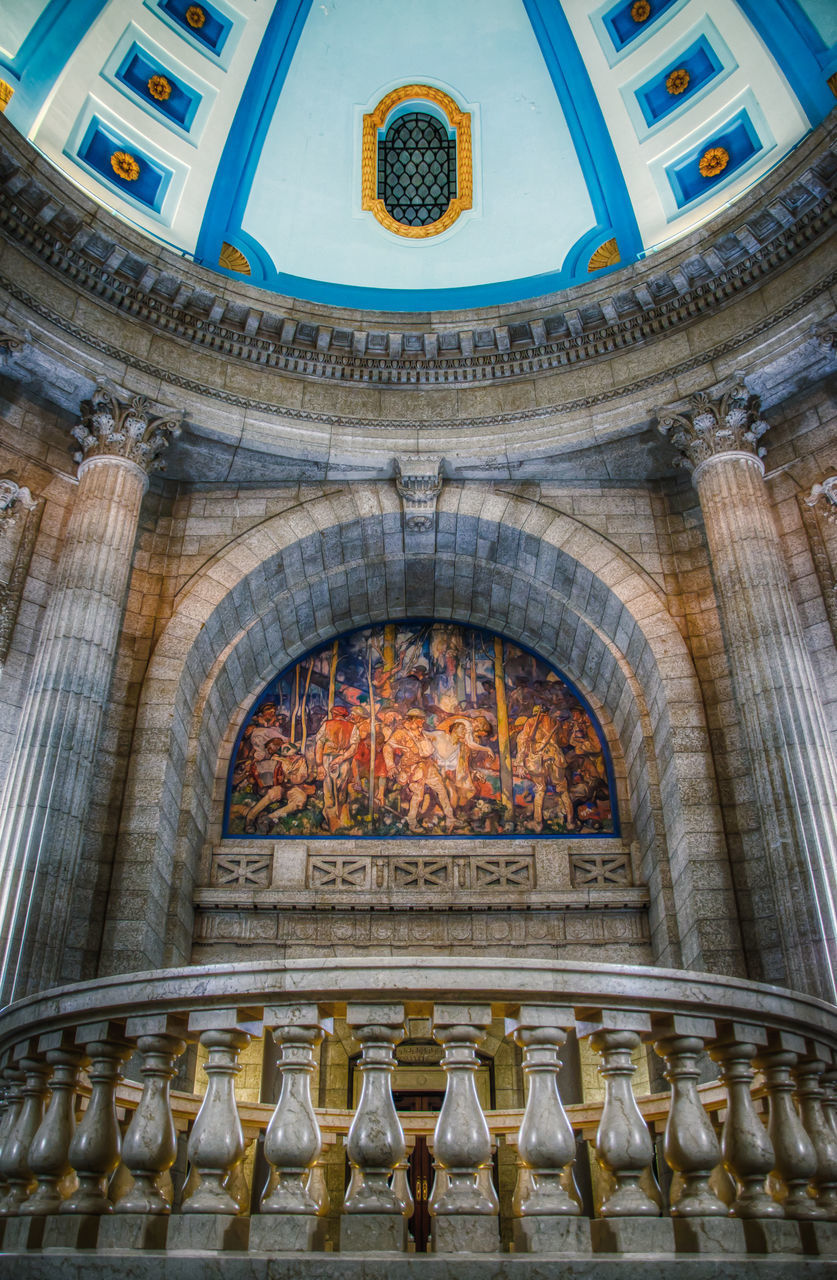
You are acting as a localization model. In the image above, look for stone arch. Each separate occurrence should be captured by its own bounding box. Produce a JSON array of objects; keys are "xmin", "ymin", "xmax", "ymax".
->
[{"xmin": 100, "ymin": 485, "xmax": 744, "ymax": 982}]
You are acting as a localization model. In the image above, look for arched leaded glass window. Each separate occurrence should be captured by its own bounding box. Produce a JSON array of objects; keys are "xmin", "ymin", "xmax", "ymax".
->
[
  {"xmin": 362, "ymin": 84, "xmax": 472, "ymax": 238},
  {"xmin": 378, "ymin": 112, "xmax": 456, "ymax": 228}
]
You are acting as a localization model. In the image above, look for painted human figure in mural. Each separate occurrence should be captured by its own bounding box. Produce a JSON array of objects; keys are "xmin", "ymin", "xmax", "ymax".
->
[
  {"xmin": 315, "ymin": 704, "xmax": 354, "ymax": 832},
  {"xmin": 515, "ymin": 705, "xmax": 576, "ymax": 833},
  {"xmin": 244, "ymin": 742, "xmax": 311, "ymax": 830},
  {"xmin": 432, "ymin": 718, "xmax": 496, "ymax": 813},
  {"xmin": 383, "ymin": 708, "xmax": 456, "ymax": 833}
]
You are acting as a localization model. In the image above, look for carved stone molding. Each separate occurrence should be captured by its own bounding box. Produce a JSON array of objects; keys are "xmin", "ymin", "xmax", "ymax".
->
[
  {"xmin": 0, "ymin": 478, "xmax": 41, "ymax": 670},
  {"xmin": 656, "ymin": 383, "xmax": 770, "ymax": 476},
  {"xmin": 395, "ymin": 456, "xmax": 443, "ymax": 531},
  {"xmin": 0, "ymin": 111, "xmax": 835, "ymax": 391},
  {"xmin": 71, "ymin": 385, "xmax": 182, "ymax": 474},
  {"xmin": 806, "ymin": 476, "xmax": 837, "ymax": 524},
  {"xmin": 0, "ymin": 326, "xmax": 23, "ymax": 356},
  {"xmin": 812, "ymin": 317, "xmax": 837, "ymax": 355}
]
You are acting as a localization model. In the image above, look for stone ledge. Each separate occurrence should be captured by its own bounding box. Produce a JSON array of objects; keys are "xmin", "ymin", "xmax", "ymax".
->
[{"xmin": 0, "ymin": 1251, "xmax": 834, "ymax": 1279}]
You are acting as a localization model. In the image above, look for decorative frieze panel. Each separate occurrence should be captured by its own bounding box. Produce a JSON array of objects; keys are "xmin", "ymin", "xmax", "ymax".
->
[
  {"xmin": 206, "ymin": 839, "xmax": 636, "ymax": 901},
  {"xmin": 570, "ymin": 850, "xmax": 632, "ymax": 888},
  {"xmin": 212, "ymin": 850, "xmax": 272, "ymax": 888},
  {"xmin": 192, "ymin": 907, "xmax": 652, "ymax": 960}
]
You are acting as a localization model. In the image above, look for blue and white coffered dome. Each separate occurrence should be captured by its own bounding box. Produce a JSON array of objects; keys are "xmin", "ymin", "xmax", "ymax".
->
[{"xmin": 1, "ymin": 0, "xmax": 835, "ymax": 309}]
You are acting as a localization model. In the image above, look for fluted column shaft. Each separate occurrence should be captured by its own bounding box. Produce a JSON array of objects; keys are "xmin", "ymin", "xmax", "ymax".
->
[
  {"xmin": 694, "ymin": 450, "xmax": 837, "ymax": 996},
  {"xmin": 0, "ymin": 389, "xmax": 178, "ymax": 1001}
]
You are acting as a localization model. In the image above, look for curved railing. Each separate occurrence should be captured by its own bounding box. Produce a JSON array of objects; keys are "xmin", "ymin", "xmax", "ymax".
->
[{"xmin": 0, "ymin": 957, "xmax": 834, "ymax": 1261}]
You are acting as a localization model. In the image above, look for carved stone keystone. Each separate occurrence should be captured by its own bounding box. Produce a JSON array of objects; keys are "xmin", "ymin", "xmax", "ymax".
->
[{"xmin": 395, "ymin": 455, "xmax": 443, "ymax": 531}]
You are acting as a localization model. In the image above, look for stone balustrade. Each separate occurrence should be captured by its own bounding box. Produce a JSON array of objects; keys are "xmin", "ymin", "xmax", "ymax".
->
[{"xmin": 0, "ymin": 957, "xmax": 833, "ymax": 1272}]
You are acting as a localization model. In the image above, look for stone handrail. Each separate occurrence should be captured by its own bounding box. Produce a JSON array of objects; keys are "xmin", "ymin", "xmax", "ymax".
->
[{"xmin": 0, "ymin": 957, "xmax": 834, "ymax": 1262}]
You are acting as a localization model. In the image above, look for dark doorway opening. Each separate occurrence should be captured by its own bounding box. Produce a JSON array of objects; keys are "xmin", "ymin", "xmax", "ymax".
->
[{"xmin": 392, "ymin": 1090, "xmax": 444, "ymax": 1253}]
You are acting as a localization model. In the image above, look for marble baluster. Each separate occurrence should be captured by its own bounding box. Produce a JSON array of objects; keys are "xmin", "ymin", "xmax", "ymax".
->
[
  {"xmin": 430, "ymin": 1003, "xmax": 499, "ymax": 1255},
  {"xmin": 710, "ymin": 1031, "xmax": 782, "ymax": 1219},
  {"xmin": 252, "ymin": 1003, "xmax": 330, "ymax": 1252},
  {"xmin": 654, "ymin": 1032, "xmax": 727, "ymax": 1217},
  {"xmin": 590, "ymin": 1029, "xmax": 658, "ymax": 1218},
  {"xmin": 341, "ymin": 1003, "xmax": 407, "ymax": 1252},
  {"xmin": 0, "ymin": 1068, "xmax": 28, "ymax": 1212},
  {"xmin": 794, "ymin": 1053, "xmax": 837, "ymax": 1219},
  {"xmin": 508, "ymin": 1006, "xmax": 589, "ymax": 1255},
  {"xmin": 116, "ymin": 1026, "xmax": 186, "ymax": 1214},
  {"xmin": 61, "ymin": 1032, "xmax": 131, "ymax": 1214},
  {"xmin": 22, "ymin": 1043, "xmax": 85, "ymax": 1215},
  {"xmin": 182, "ymin": 1028, "xmax": 252, "ymax": 1214},
  {"xmin": 754, "ymin": 1042, "xmax": 824, "ymax": 1220},
  {"xmin": 0, "ymin": 1053, "xmax": 51, "ymax": 1213},
  {"xmin": 821, "ymin": 1070, "xmax": 837, "ymax": 1144}
]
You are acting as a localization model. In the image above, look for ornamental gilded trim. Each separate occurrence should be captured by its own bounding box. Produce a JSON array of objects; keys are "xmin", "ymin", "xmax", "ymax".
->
[{"xmin": 362, "ymin": 84, "xmax": 472, "ymax": 239}]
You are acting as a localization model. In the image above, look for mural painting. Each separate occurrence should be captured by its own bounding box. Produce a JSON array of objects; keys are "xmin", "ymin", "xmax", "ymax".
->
[{"xmin": 225, "ymin": 622, "xmax": 615, "ymax": 839}]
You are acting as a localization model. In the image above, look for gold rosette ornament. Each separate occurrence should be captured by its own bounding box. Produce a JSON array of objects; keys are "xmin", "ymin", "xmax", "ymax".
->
[
  {"xmin": 699, "ymin": 146, "xmax": 729, "ymax": 179},
  {"xmin": 110, "ymin": 151, "xmax": 140, "ymax": 182},
  {"xmin": 185, "ymin": 5, "xmax": 206, "ymax": 28},
  {"xmin": 147, "ymin": 75, "xmax": 172, "ymax": 102},
  {"xmin": 631, "ymin": 1, "xmax": 651, "ymax": 21},
  {"xmin": 666, "ymin": 68, "xmax": 690, "ymax": 95}
]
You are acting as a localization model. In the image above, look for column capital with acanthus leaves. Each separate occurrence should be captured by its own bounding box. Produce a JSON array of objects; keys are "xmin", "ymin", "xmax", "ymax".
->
[
  {"xmin": 71, "ymin": 385, "xmax": 182, "ymax": 476},
  {"xmin": 656, "ymin": 382, "xmax": 770, "ymax": 480}
]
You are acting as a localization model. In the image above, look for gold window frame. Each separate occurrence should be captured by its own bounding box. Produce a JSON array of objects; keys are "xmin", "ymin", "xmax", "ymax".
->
[{"xmin": 362, "ymin": 84, "xmax": 472, "ymax": 239}]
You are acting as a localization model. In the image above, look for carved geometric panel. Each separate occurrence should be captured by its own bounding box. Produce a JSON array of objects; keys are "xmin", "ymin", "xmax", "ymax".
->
[
  {"xmin": 211, "ymin": 852, "xmax": 272, "ymax": 887},
  {"xmin": 391, "ymin": 859, "xmax": 450, "ymax": 889},
  {"xmin": 307, "ymin": 857, "xmax": 370, "ymax": 891},
  {"xmin": 473, "ymin": 857, "xmax": 533, "ymax": 889},
  {"xmin": 569, "ymin": 851, "xmax": 632, "ymax": 888}
]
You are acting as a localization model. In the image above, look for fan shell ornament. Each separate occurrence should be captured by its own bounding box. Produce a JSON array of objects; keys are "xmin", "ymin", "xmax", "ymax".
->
[
  {"xmin": 147, "ymin": 75, "xmax": 172, "ymax": 102},
  {"xmin": 699, "ymin": 146, "xmax": 729, "ymax": 179},
  {"xmin": 110, "ymin": 151, "xmax": 140, "ymax": 182},
  {"xmin": 666, "ymin": 68, "xmax": 690, "ymax": 96}
]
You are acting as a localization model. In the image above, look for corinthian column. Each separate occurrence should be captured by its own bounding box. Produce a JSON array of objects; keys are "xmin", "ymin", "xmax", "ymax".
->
[
  {"xmin": 0, "ymin": 386, "xmax": 180, "ymax": 1002},
  {"xmin": 658, "ymin": 383, "xmax": 837, "ymax": 1000}
]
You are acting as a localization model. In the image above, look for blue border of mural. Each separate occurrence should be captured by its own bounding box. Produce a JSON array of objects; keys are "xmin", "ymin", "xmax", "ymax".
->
[
  {"xmin": 223, "ymin": 616, "xmax": 621, "ymax": 842},
  {"xmin": 197, "ymin": 0, "xmax": 642, "ymax": 310}
]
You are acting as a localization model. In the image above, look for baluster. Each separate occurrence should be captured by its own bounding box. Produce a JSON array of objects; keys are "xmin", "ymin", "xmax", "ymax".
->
[
  {"xmin": 250, "ymin": 1003, "xmax": 330, "ymax": 1252},
  {"xmin": 96, "ymin": 1017, "xmax": 188, "ymax": 1252},
  {"xmin": 341, "ymin": 1002, "xmax": 407, "ymax": 1252},
  {"xmin": 578, "ymin": 1013, "xmax": 675, "ymax": 1257},
  {"xmin": 167, "ymin": 1009, "xmax": 255, "ymax": 1254},
  {"xmin": 794, "ymin": 1052, "xmax": 837, "ymax": 1220},
  {"xmin": 0, "ymin": 1067, "xmax": 25, "ymax": 1210},
  {"xmin": 507, "ymin": 1005, "xmax": 588, "ymax": 1255},
  {"xmin": 0, "ymin": 1049, "xmax": 51, "ymax": 1214},
  {"xmin": 654, "ymin": 1028, "xmax": 726, "ymax": 1217},
  {"xmin": 22, "ymin": 1037, "xmax": 85, "ymax": 1217},
  {"xmin": 0, "ymin": 1081, "xmax": 8, "ymax": 1197},
  {"xmin": 430, "ymin": 1004, "xmax": 499, "ymax": 1255},
  {"xmin": 755, "ymin": 1040, "xmax": 824, "ymax": 1220},
  {"xmin": 116, "ymin": 1023, "xmax": 187, "ymax": 1214},
  {"xmin": 710, "ymin": 1029, "xmax": 781, "ymax": 1219},
  {"xmin": 655, "ymin": 1020, "xmax": 746, "ymax": 1255},
  {"xmin": 60, "ymin": 1028, "xmax": 131, "ymax": 1216},
  {"xmin": 822, "ymin": 1071, "xmax": 837, "ymax": 1144}
]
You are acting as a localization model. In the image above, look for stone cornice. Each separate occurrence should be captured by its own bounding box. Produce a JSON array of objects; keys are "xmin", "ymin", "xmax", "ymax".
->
[{"xmin": 0, "ymin": 113, "xmax": 835, "ymax": 392}]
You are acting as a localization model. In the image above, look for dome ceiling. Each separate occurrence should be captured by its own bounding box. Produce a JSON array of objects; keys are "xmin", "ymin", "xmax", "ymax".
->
[{"xmin": 1, "ymin": 0, "xmax": 835, "ymax": 312}]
